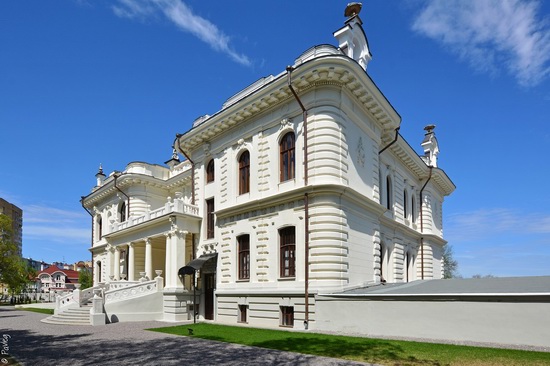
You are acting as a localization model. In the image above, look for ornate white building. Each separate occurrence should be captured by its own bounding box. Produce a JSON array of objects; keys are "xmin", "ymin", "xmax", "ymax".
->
[{"xmin": 80, "ymin": 4, "xmax": 454, "ymax": 328}]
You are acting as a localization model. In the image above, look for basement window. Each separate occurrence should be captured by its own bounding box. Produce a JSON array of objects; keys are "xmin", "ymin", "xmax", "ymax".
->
[{"xmin": 280, "ymin": 306, "xmax": 294, "ymax": 327}]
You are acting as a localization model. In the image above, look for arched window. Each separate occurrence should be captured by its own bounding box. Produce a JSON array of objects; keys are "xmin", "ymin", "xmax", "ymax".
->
[
  {"xmin": 119, "ymin": 202, "xmax": 127, "ymax": 223},
  {"xmin": 237, "ymin": 234, "xmax": 250, "ymax": 280},
  {"xmin": 403, "ymin": 190, "xmax": 408, "ymax": 220},
  {"xmin": 279, "ymin": 226, "xmax": 296, "ymax": 278},
  {"xmin": 97, "ymin": 216, "xmax": 103, "ymax": 239},
  {"xmin": 405, "ymin": 251, "xmax": 410, "ymax": 282},
  {"xmin": 206, "ymin": 198, "xmax": 214, "ymax": 239},
  {"xmin": 280, "ymin": 132, "xmax": 295, "ymax": 182},
  {"xmin": 379, "ymin": 243, "xmax": 385, "ymax": 282},
  {"xmin": 239, "ymin": 151, "xmax": 250, "ymax": 195},
  {"xmin": 206, "ymin": 159, "xmax": 215, "ymax": 183},
  {"xmin": 412, "ymin": 196, "xmax": 417, "ymax": 223},
  {"xmin": 386, "ymin": 176, "xmax": 393, "ymax": 211}
]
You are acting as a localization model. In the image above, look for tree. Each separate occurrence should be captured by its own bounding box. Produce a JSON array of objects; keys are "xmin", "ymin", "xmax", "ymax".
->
[
  {"xmin": 0, "ymin": 215, "xmax": 19, "ymax": 284},
  {"xmin": 78, "ymin": 268, "xmax": 93, "ymax": 289},
  {"xmin": 0, "ymin": 215, "xmax": 34, "ymax": 299},
  {"xmin": 442, "ymin": 244, "xmax": 459, "ymax": 279}
]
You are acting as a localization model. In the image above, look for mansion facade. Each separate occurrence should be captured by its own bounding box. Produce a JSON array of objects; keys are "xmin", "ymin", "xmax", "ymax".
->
[{"xmin": 81, "ymin": 4, "xmax": 454, "ymax": 329}]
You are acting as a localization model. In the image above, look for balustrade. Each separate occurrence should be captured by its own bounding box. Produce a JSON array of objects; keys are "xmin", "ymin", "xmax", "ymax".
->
[{"xmin": 109, "ymin": 198, "xmax": 198, "ymax": 234}]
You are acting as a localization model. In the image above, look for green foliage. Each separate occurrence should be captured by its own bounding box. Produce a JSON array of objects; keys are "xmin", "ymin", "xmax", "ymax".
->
[
  {"xmin": 442, "ymin": 244, "xmax": 459, "ymax": 279},
  {"xmin": 149, "ymin": 323, "xmax": 550, "ymax": 366},
  {"xmin": 0, "ymin": 214, "xmax": 35, "ymax": 295},
  {"xmin": 20, "ymin": 307, "xmax": 54, "ymax": 315},
  {"xmin": 78, "ymin": 268, "xmax": 93, "ymax": 289}
]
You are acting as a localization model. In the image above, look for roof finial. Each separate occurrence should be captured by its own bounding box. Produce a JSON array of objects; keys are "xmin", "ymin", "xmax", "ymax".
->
[
  {"xmin": 344, "ymin": 2, "xmax": 362, "ymax": 18},
  {"xmin": 96, "ymin": 164, "xmax": 106, "ymax": 177}
]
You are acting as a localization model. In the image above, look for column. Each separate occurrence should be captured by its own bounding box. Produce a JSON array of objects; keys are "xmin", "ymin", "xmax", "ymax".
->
[
  {"xmin": 165, "ymin": 233, "xmax": 172, "ymax": 288},
  {"xmin": 145, "ymin": 238, "xmax": 153, "ymax": 280},
  {"xmin": 128, "ymin": 243, "xmax": 135, "ymax": 281},
  {"xmin": 171, "ymin": 231, "xmax": 188, "ymax": 290},
  {"xmin": 114, "ymin": 246, "xmax": 121, "ymax": 280},
  {"xmin": 107, "ymin": 246, "xmax": 114, "ymax": 280}
]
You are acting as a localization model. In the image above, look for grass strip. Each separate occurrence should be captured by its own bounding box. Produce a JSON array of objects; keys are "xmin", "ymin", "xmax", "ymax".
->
[
  {"xmin": 148, "ymin": 323, "xmax": 550, "ymax": 366},
  {"xmin": 19, "ymin": 307, "xmax": 54, "ymax": 315}
]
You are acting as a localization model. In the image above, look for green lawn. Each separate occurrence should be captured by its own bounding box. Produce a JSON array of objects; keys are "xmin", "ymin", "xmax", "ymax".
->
[
  {"xmin": 19, "ymin": 307, "xmax": 54, "ymax": 315},
  {"xmin": 149, "ymin": 323, "xmax": 550, "ymax": 366}
]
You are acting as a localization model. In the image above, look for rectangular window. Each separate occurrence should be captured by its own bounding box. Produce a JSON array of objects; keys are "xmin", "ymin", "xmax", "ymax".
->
[
  {"xmin": 280, "ymin": 306, "xmax": 294, "ymax": 327},
  {"xmin": 206, "ymin": 198, "xmax": 214, "ymax": 239},
  {"xmin": 238, "ymin": 235, "xmax": 250, "ymax": 280},
  {"xmin": 279, "ymin": 227, "xmax": 296, "ymax": 278},
  {"xmin": 238, "ymin": 304, "xmax": 248, "ymax": 323}
]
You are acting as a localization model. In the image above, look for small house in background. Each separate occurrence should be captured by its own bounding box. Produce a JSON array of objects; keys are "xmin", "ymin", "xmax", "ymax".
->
[{"xmin": 36, "ymin": 265, "xmax": 80, "ymax": 296}]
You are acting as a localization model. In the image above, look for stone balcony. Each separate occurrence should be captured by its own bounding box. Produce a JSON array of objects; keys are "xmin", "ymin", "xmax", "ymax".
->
[{"xmin": 108, "ymin": 198, "xmax": 200, "ymax": 235}]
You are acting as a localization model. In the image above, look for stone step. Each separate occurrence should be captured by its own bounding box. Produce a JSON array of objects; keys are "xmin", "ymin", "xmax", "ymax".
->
[
  {"xmin": 41, "ymin": 305, "xmax": 92, "ymax": 326},
  {"xmin": 41, "ymin": 317, "xmax": 90, "ymax": 326}
]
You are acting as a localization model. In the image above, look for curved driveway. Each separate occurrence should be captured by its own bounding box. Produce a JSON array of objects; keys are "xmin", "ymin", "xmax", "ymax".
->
[{"xmin": 1, "ymin": 307, "xmax": 372, "ymax": 366}]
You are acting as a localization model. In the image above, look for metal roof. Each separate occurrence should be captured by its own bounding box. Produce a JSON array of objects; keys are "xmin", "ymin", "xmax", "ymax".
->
[{"xmin": 331, "ymin": 276, "xmax": 550, "ymax": 296}]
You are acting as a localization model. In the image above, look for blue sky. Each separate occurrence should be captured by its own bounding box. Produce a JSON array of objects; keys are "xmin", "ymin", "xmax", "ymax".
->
[{"xmin": 1, "ymin": 0, "xmax": 549, "ymax": 278}]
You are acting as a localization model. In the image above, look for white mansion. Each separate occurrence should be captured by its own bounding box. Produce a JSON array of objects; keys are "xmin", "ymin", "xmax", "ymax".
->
[{"xmin": 80, "ymin": 4, "xmax": 455, "ymax": 329}]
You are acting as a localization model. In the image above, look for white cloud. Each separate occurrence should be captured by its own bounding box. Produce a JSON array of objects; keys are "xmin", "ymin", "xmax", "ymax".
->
[
  {"xmin": 446, "ymin": 207, "xmax": 550, "ymax": 242},
  {"xmin": 112, "ymin": 0, "xmax": 251, "ymax": 66},
  {"xmin": 22, "ymin": 204, "xmax": 90, "ymax": 244},
  {"xmin": 412, "ymin": 0, "xmax": 550, "ymax": 86}
]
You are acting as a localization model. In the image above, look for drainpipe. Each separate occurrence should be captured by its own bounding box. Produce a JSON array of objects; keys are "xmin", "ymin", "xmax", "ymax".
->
[
  {"xmin": 80, "ymin": 197, "xmax": 94, "ymax": 285},
  {"xmin": 175, "ymin": 135, "xmax": 198, "ymax": 320},
  {"xmin": 286, "ymin": 65, "xmax": 310, "ymax": 330},
  {"xmin": 419, "ymin": 166, "xmax": 433, "ymax": 280},
  {"xmin": 378, "ymin": 127, "xmax": 400, "ymax": 155},
  {"xmin": 175, "ymin": 135, "xmax": 195, "ymax": 206},
  {"xmin": 113, "ymin": 173, "xmax": 130, "ymax": 218}
]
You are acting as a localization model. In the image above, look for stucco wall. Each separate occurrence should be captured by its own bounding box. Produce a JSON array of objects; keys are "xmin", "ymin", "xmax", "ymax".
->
[{"xmin": 315, "ymin": 296, "xmax": 550, "ymax": 348}]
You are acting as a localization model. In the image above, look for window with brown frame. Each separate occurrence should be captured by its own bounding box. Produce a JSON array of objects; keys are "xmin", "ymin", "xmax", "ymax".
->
[
  {"xmin": 239, "ymin": 151, "xmax": 250, "ymax": 194},
  {"xmin": 206, "ymin": 198, "xmax": 214, "ymax": 239},
  {"xmin": 119, "ymin": 201, "xmax": 127, "ymax": 223},
  {"xmin": 238, "ymin": 234, "xmax": 250, "ymax": 280},
  {"xmin": 206, "ymin": 159, "xmax": 215, "ymax": 183},
  {"xmin": 279, "ymin": 226, "xmax": 296, "ymax": 278},
  {"xmin": 412, "ymin": 196, "xmax": 417, "ymax": 223},
  {"xmin": 238, "ymin": 304, "xmax": 248, "ymax": 323},
  {"xmin": 386, "ymin": 176, "xmax": 392, "ymax": 210},
  {"xmin": 97, "ymin": 216, "xmax": 102, "ymax": 239},
  {"xmin": 279, "ymin": 132, "xmax": 295, "ymax": 182},
  {"xmin": 403, "ymin": 190, "xmax": 408, "ymax": 219},
  {"xmin": 280, "ymin": 306, "xmax": 294, "ymax": 327}
]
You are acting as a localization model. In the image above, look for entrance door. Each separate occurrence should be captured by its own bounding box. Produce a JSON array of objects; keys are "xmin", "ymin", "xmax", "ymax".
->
[{"xmin": 204, "ymin": 273, "xmax": 215, "ymax": 320}]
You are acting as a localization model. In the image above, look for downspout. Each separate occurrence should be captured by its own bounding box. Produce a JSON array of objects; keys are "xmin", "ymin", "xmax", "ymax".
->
[
  {"xmin": 80, "ymin": 197, "xmax": 94, "ymax": 285},
  {"xmin": 113, "ymin": 173, "xmax": 130, "ymax": 218},
  {"xmin": 419, "ymin": 166, "xmax": 433, "ymax": 280},
  {"xmin": 286, "ymin": 65, "xmax": 310, "ymax": 330},
  {"xmin": 378, "ymin": 127, "xmax": 400, "ymax": 155},
  {"xmin": 175, "ymin": 135, "xmax": 198, "ymax": 321},
  {"xmin": 175, "ymin": 135, "xmax": 195, "ymax": 206}
]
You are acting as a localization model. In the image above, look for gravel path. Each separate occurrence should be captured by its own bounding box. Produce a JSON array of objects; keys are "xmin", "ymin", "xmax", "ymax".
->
[{"xmin": 0, "ymin": 307, "xmax": 372, "ymax": 366}]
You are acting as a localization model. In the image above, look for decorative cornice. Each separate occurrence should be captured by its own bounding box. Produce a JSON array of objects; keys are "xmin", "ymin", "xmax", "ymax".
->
[
  {"xmin": 82, "ymin": 172, "xmax": 192, "ymax": 208},
  {"xmin": 177, "ymin": 54, "xmax": 401, "ymax": 154}
]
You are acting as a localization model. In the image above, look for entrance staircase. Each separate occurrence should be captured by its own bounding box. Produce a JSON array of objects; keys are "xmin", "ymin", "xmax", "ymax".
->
[{"xmin": 41, "ymin": 303, "xmax": 92, "ymax": 325}]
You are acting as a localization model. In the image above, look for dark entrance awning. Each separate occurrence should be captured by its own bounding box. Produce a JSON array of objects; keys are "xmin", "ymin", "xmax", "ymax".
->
[{"xmin": 178, "ymin": 253, "xmax": 218, "ymax": 276}]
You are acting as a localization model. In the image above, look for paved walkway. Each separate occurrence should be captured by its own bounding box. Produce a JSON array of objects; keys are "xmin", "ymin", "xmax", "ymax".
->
[{"xmin": 0, "ymin": 307, "xmax": 371, "ymax": 366}]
